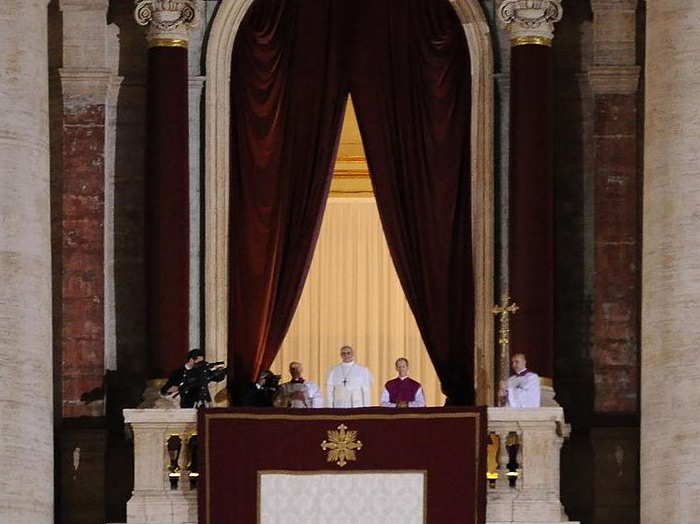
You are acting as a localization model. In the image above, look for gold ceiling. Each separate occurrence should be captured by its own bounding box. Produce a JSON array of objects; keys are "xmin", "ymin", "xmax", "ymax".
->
[{"xmin": 329, "ymin": 96, "xmax": 374, "ymax": 197}]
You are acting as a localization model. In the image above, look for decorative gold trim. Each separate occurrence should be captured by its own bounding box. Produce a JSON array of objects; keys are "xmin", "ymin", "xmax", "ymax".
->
[
  {"xmin": 539, "ymin": 376, "xmax": 553, "ymax": 387},
  {"xmin": 511, "ymin": 35, "xmax": 552, "ymax": 47},
  {"xmin": 146, "ymin": 378, "xmax": 168, "ymax": 389},
  {"xmin": 149, "ymin": 38, "xmax": 189, "ymax": 49},
  {"xmin": 205, "ymin": 411, "xmax": 481, "ymax": 422},
  {"xmin": 321, "ymin": 424, "xmax": 363, "ymax": 467}
]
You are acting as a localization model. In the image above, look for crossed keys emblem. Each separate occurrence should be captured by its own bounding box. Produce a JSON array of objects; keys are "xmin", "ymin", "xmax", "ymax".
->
[{"xmin": 321, "ymin": 424, "xmax": 363, "ymax": 467}]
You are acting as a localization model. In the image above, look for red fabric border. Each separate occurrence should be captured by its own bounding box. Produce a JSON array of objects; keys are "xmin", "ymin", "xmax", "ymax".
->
[{"xmin": 198, "ymin": 407, "xmax": 486, "ymax": 523}]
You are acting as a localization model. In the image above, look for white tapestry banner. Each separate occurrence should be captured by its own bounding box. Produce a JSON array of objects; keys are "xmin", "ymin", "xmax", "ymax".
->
[{"xmin": 259, "ymin": 471, "xmax": 426, "ymax": 524}]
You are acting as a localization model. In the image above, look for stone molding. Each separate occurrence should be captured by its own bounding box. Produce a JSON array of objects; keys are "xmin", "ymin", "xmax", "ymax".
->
[
  {"xmin": 59, "ymin": 0, "xmax": 109, "ymax": 9},
  {"xmin": 587, "ymin": 65, "xmax": 640, "ymax": 96},
  {"xmin": 134, "ymin": 0, "xmax": 200, "ymax": 46},
  {"xmin": 498, "ymin": 0, "xmax": 563, "ymax": 45},
  {"xmin": 590, "ymin": 0, "xmax": 638, "ymax": 11},
  {"xmin": 58, "ymin": 68, "xmax": 122, "ymax": 99}
]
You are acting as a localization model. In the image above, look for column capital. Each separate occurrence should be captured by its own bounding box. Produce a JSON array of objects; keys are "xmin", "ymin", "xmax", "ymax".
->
[
  {"xmin": 134, "ymin": 0, "xmax": 199, "ymax": 48},
  {"xmin": 498, "ymin": 0, "xmax": 563, "ymax": 47}
]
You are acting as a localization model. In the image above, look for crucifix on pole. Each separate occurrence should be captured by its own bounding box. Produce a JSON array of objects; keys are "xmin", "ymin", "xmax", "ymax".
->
[{"xmin": 491, "ymin": 293, "xmax": 519, "ymax": 406}]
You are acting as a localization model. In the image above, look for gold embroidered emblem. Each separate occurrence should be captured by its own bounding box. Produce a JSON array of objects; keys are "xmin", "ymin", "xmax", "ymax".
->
[{"xmin": 321, "ymin": 424, "xmax": 363, "ymax": 467}]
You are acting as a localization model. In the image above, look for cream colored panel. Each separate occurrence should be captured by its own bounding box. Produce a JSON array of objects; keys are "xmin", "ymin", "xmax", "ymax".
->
[{"xmin": 273, "ymin": 198, "xmax": 445, "ymax": 406}]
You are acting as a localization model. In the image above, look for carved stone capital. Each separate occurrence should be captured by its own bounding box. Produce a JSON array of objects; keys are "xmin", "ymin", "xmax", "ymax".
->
[
  {"xmin": 498, "ymin": 0, "xmax": 563, "ymax": 46},
  {"xmin": 134, "ymin": 0, "xmax": 199, "ymax": 48}
]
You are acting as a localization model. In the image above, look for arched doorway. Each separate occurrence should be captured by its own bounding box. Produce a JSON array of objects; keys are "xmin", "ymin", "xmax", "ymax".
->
[{"xmin": 204, "ymin": 0, "xmax": 495, "ymax": 405}]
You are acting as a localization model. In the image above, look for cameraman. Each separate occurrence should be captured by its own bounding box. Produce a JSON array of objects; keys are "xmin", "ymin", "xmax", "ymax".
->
[
  {"xmin": 160, "ymin": 349, "xmax": 205, "ymax": 408},
  {"xmin": 237, "ymin": 369, "xmax": 279, "ymax": 407}
]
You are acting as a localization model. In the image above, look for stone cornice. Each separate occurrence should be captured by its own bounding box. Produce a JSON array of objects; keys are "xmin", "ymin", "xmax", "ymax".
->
[
  {"xmin": 57, "ymin": 68, "xmax": 122, "ymax": 99},
  {"xmin": 587, "ymin": 65, "xmax": 641, "ymax": 95},
  {"xmin": 498, "ymin": 0, "xmax": 563, "ymax": 46},
  {"xmin": 590, "ymin": 0, "xmax": 638, "ymax": 12},
  {"xmin": 59, "ymin": 0, "xmax": 109, "ymax": 10},
  {"xmin": 134, "ymin": 0, "xmax": 200, "ymax": 47}
]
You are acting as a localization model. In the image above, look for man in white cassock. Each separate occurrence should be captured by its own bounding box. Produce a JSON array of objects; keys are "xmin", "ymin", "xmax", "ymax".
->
[
  {"xmin": 499, "ymin": 352, "xmax": 540, "ymax": 408},
  {"xmin": 273, "ymin": 361, "xmax": 323, "ymax": 408},
  {"xmin": 326, "ymin": 345, "xmax": 374, "ymax": 408}
]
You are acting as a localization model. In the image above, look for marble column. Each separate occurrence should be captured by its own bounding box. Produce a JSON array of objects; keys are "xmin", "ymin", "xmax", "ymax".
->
[
  {"xmin": 0, "ymin": 1, "xmax": 54, "ymax": 522},
  {"xmin": 134, "ymin": 0, "xmax": 199, "ymax": 377},
  {"xmin": 498, "ymin": 0, "xmax": 562, "ymax": 399},
  {"xmin": 642, "ymin": 2, "xmax": 700, "ymax": 521}
]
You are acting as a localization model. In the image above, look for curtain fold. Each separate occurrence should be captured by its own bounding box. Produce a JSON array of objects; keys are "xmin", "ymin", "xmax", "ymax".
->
[
  {"xmin": 229, "ymin": 0, "xmax": 474, "ymax": 405},
  {"xmin": 349, "ymin": 0, "xmax": 474, "ymax": 405},
  {"xmin": 228, "ymin": 0, "xmax": 348, "ymax": 401}
]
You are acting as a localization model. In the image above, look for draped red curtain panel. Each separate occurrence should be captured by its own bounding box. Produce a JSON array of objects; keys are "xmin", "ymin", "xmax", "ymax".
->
[{"xmin": 228, "ymin": 0, "xmax": 474, "ymax": 405}]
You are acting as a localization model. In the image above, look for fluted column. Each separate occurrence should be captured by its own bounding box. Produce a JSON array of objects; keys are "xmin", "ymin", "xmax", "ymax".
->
[
  {"xmin": 134, "ymin": 0, "xmax": 198, "ymax": 377},
  {"xmin": 499, "ymin": 0, "xmax": 562, "ymax": 393},
  {"xmin": 0, "ymin": 1, "xmax": 54, "ymax": 522},
  {"xmin": 642, "ymin": 2, "xmax": 700, "ymax": 521}
]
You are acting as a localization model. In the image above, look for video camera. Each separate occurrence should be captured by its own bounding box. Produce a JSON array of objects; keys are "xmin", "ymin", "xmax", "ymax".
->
[{"xmin": 179, "ymin": 360, "xmax": 227, "ymax": 408}]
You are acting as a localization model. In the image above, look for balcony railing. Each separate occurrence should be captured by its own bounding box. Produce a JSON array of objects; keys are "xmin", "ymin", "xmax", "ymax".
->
[{"xmin": 124, "ymin": 406, "xmax": 576, "ymax": 524}]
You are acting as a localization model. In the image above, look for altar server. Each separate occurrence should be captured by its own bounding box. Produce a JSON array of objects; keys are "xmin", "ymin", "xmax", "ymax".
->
[
  {"xmin": 500, "ymin": 353, "xmax": 540, "ymax": 408},
  {"xmin": 380, "ymin": 357, "xmax": 425, "ymax": 407}
]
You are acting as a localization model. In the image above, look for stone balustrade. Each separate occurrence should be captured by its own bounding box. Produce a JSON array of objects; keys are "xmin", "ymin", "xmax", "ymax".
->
[
  {"xmin": 486, "ymin": 407, "xmax": 576, "ymax": 524},
  {"xmin": 123, "ymin": 408, "xmax": 198, "ymax": 524},
  {"xmin": 123, "ymin": 407, "xmax": 575, "ymax": 523}
]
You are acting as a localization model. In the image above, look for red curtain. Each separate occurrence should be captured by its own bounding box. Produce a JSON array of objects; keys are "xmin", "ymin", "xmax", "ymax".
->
[
  {"xmin": 350, "ymin": 0, "xmax": 474, "ymax": 405},
  {"xmin": 229, "ymin": 0, "xmax": 474, "ymax": 405},
  {"xmin": 228, "ymin": 0, "xmax": 349, "ymax": 401}
]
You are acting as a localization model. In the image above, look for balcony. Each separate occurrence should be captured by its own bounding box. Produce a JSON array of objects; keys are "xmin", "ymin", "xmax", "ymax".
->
[{"xmin": 123, "ymin": 407, "xmax": 576, "ymax": 524}]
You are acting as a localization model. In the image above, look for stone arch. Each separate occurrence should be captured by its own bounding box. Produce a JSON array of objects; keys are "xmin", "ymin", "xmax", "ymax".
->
[{"xmin": 204, "ymin": 0, "xmax": 495, "ymax": 404}]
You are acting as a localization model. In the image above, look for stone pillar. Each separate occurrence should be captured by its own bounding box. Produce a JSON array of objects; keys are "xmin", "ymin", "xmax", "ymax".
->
[
  {"xmin": 642, "ymin": 2, "xmax": 700, "ymax": 521},
  {"xmin": 0, "ymin": 1, "xmax": 54, "ymax": 522},
  {"xmin": 587, "ymin": 2, "xmax": 640, "ymax": 522},
  {"xmin": 498, "ymin": 0, "xmax": 562, "ymax": 400},
  {"xmin": 134, "ymin": 0, "xmax": 199, "ymax": 377},
  {"xmin": 588, "ymin": 0, "xmax": 640, "ymax": 418},
  {"xmin": 57, "ymin": 0, "xmax": 121, "ymax": 418}
]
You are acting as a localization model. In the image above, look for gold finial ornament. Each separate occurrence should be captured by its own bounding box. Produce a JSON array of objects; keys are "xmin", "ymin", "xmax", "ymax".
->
[
  {"xmin": 321, "ymin": 424, "xmax": 363, "ymax": 467},
  {"xmin": 491, "ymin": 293, "xmax": 519, "ymax": 405}
]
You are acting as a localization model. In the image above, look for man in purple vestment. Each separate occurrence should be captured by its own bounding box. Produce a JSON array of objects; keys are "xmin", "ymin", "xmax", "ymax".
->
[{"xmin": 380, "ymin": 358, "xmax": 425, "ymax": 407}]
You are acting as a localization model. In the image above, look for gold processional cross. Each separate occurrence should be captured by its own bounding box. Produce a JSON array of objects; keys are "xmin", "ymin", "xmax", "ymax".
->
[{"xmin": 491, "ymin": 293, "xmax": 519, "ymax": 407}]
